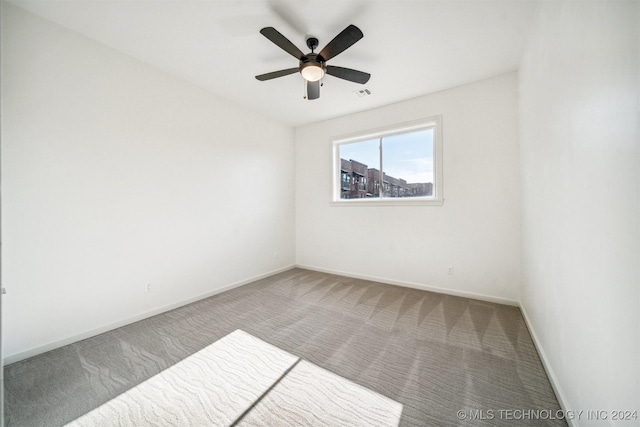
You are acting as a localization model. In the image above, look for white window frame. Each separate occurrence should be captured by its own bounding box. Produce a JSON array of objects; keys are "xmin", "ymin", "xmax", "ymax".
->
[{"xmin": 331, "ymin": 116, "xmax": 444, "ymax": 206}]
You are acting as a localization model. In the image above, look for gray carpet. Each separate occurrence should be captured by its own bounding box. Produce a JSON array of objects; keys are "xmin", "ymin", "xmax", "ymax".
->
[{"xmin": 4, "ymin": 268, "xmax": 565, "ymax": 426}]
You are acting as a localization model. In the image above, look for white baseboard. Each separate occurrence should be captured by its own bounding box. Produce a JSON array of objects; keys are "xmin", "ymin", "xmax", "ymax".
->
[
  {"xmin": 3, "ymin": 265, "xmax": 296, "ymax": 366},
  {"xmin": 295, "ymin": 264, "xmax": 519, "ymax": 306},
  {"xmin": 518, "ymin": 303, "xmax": 609, "ymax": 427}
]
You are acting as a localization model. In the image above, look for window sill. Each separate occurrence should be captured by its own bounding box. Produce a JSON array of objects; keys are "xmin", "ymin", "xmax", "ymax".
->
[{"xmin": 330, "ymin": 198, "xmax": 444, "ymax": 207}]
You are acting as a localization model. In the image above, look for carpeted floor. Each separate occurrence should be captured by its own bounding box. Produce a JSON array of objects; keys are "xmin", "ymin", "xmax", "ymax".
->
[{"xmin": 4, "ymin": 268, "xmax": 566, "ymax": 426}]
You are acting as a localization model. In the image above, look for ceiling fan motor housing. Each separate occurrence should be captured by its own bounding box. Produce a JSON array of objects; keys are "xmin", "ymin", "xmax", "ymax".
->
[
  {"xmin": 300, "ymin": 53, "xmax": 325, "ymax": 67},
  {"xmin": 299, "ymin": 53, "xmax": 326, "ymax": 80}
]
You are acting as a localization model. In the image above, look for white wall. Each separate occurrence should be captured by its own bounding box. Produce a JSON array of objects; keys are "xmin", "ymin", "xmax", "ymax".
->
[
  {"xmin": 295, "ymin": 73, "xmax": 521, "ymax": 303},
  {"xmin": 519, "ymin": 1, "xmax": 639, "ymax": 425},
  {"xmin": 1, "ymin": 4, "xmax": 295, "ymax": 362}
]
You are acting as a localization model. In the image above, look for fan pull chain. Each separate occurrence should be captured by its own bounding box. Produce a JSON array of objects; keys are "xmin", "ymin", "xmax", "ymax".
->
[{"xmin": 303, "ymin": 78, "xmax": 307, "ymax": 99}]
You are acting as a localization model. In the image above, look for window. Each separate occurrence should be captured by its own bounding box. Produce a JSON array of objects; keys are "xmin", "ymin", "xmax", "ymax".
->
[{"xmin": 332, "ymin": 116, "xmax": 443, "ymax": 205}]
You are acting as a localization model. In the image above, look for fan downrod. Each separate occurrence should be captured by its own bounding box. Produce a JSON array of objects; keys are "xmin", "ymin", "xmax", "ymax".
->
[{"xmin": 306, "ymin": 37, "xmax": 319, "ymax": 53}]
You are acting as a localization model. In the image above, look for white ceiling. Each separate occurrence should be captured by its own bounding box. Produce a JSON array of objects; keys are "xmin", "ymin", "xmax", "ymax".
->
[{"xmin": 8, "ymin": 0, "xmax": 539, "ymax": 127}]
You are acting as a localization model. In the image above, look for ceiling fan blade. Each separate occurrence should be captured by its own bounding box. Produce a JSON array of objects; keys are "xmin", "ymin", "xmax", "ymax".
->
[
  {"xmin": 307, "ymin": 80, "xmax": 320, "ymax": 100},
  {"xmin": 260, "ymin": 27, "xmax": 304, "ymax": 60},
  {"xmin": 255, "ymin": 68, "xmax": 299, "ymax": 81},
  {"xmin": 318, "ymin": 25, "xmax": 364, "ymax": 62},
  {"xmin": 326, "ymin": 66, "xmax": 370, "ymax": 84}
]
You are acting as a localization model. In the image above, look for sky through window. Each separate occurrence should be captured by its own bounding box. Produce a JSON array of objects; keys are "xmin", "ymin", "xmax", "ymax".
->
[{"xmin": 339, "ymin": 128, "xmax": 434, "ymax": 185}]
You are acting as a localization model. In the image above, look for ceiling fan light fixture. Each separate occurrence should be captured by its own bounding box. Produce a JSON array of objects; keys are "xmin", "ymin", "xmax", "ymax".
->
[{"xmin": 300, "ymin": 63, "xmax": 324, "ymax": 82}]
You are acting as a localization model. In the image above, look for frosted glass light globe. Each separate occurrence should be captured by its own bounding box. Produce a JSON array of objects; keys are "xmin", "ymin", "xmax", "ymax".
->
[{"xmin": 301, "ymin": 64, "xmax": 324, "ymax": 82}]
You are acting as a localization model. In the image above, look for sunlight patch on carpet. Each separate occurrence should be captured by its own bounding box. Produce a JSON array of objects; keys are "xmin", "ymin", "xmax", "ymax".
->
[{"xmin": 66, "ymin": 330, "xmax": 402, "ymax": 427}]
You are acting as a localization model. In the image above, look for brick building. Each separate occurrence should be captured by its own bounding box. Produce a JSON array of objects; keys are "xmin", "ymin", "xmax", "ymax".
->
[
  {"xmin": 340, "ymin": 159, "xmax": 369, "ymax": 198},
  {"xmin": 341, "ymin": 158, "xmax": 432, "ymax": 199}
]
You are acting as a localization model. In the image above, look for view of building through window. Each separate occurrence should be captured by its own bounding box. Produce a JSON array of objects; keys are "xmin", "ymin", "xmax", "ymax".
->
[{"xmin": 338, "ymin": 128, "xmax": 434, "ymax": 199}]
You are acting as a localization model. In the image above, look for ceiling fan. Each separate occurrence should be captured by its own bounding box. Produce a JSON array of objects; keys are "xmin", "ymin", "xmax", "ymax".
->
[{"xmin": 255, "ymin": 25, "xmax": 371, "ymax": 100}]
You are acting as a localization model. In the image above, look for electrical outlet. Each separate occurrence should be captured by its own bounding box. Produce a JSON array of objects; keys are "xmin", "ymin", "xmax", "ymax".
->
[
  {"xmin": 448, "ymin": 267, "xmax": 454, "ymax": 275},
  {"xmin": 144, "ymin": 283, "xmax": 152, "ymax": 293}
]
